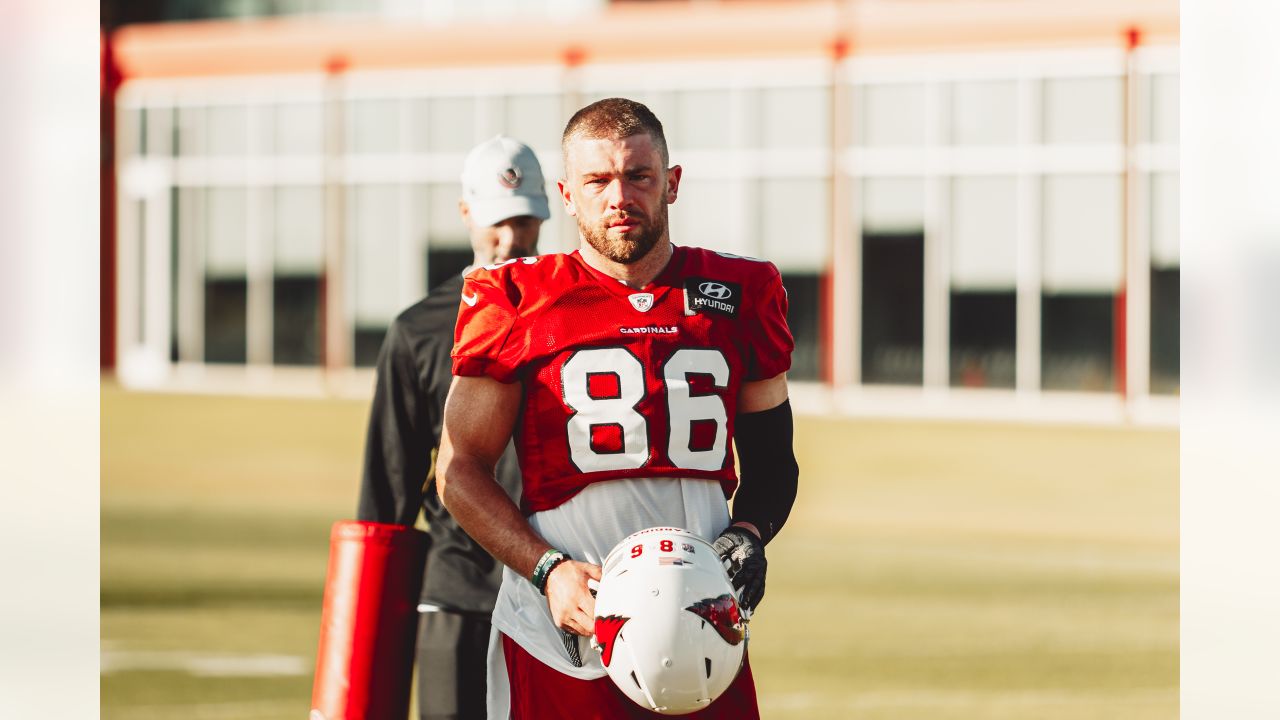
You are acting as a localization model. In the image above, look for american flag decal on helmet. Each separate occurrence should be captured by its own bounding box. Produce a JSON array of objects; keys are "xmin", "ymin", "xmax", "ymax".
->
[
  {"xmin": 594, "ymin": 615, "xmax": 630, "ymax": 667},
  {"xmin": 685, "ymin": 594, "xmax": 746, "ymax": 646}
]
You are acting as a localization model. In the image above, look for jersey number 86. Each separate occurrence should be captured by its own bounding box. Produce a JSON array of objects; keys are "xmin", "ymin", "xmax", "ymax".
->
[{"xmin": 562, "ymin": 347, "xmax": 729, "ymax": 474}]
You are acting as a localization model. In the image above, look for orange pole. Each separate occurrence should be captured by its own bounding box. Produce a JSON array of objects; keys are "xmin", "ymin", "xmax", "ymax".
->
[{"xmin": 1117, "ymin": 25, "xmax": 1142, "ymax": 399}]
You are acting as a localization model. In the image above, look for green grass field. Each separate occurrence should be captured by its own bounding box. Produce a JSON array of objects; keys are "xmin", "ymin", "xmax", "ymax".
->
[{"xmin": 101, "ymin": 382, "xmax": 1177, "ymax": 719}]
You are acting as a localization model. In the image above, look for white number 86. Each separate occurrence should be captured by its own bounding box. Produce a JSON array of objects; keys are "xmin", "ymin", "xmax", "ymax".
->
[{"xmin": 561, "ymin": 348, "xmax": 730, "ymax": 473}]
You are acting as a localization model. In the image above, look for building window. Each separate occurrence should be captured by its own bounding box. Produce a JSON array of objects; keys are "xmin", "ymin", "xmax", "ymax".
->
[
  {"xmin": 1147, "ymin": 73, "xmax": 1179, "ymax": 145},
  {"xmin": 950, "ymin": 176, "xmax": 1017, "ymax": 388},
  {"xmin": 501, "ymin": 94, "xmax": 562, "ymax": 151},
  {"xmin": 1041, "ymin": 174, "xmax": 1122, "ymax": 391},
  {"xmin": 348, "ymin": 98, "xmax": 400, "ymax": 155},
  {"xmin": 950, "ymin": 80, "xmax": 1017, "ymax": 146},
  {"xmin": 205, "ymin": 105, "xmax": 251, "ymax": 156},
  {"xmin": 757, "ymin": 86, "xmax": 828, "ymax": 149},
  {"xmin": 669, "ymin": 178, "xmax": 720, "ymax": 254},
  {"xmin": 175, "ymin": 106, "xmax": 205, "ymax": 157},
  {"xmin": 862, "ymin": 232, "xmax": 923, "ymax": 385},
  {"xmin": 860, "ymin": 177, "xmax": 925, "ymax": 385},
  {"xmin": 1043, "ymin": 77, "xmax": 1123, "ymax": 144},
  {"xmin": 418, "ymin": 182, "xmax": 472, "ymax": 291},
  {"xmin": 672, "ymin": 89, "xmax": 735, "ymax": 151},
  {"xmin": 760, "ymin": 178, "xmax": 828, "ymax": 381},
  {"xmin": 272, "ymin": 102, "xmax": 324, "ymax": 156},
  {"xmin": 348, "ymin": 184, "xmax": 401, "ymax": 366},
  {"xmin": 856, "ymin": 83, "xmax": 928, "ymax": 148},
  {"xmin": 273, "ymin": 186, "xmax": 324, "ymax": 365},
  {"xmin": 1150, "ymin": 172, "xmax": 1179, "ymax": 394},
  {"xmin": 410, "ymin": 96, "xmax": 479, "ymax": 153},
  {"xmin": 204, "ymin": 187, "xmax": 248, "ymax": 363}
]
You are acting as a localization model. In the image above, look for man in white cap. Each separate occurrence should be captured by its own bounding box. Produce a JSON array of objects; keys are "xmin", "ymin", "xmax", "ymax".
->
[{"xmin": 357, "ymin": 135, "xmax": 551, "ymax": 720}]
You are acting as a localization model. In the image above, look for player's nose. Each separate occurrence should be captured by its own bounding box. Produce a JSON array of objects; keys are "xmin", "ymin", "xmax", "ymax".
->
[{"xmin": 603, "ymin": 178, "xmax": 636, "ymax": 208}]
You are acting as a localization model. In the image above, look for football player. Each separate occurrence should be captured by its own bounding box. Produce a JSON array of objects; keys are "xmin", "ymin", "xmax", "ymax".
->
[{"xmin": 437, "ymin": 98, "xmax": 800, "ymax": 719}]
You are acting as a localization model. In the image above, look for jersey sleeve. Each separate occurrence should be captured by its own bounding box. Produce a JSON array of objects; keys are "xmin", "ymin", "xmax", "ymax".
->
[
  {"xmin": 743, "ymin": 265, "xmax": 794, "ymax": 381},
  {"xmin": 451, "ymin": 268, "xmax": 524, "ymax": 383}
]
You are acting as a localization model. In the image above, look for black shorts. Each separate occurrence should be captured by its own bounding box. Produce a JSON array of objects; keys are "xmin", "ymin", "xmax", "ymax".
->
[{"xmin": 416, "ymin": 608, "xmax": 493, "ymax": 720}]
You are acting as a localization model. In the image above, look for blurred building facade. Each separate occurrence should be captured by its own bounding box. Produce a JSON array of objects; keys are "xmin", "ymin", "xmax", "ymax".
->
[{"xmin": 104, "ymin": 0, "xmax": 1179, "ymax": 420}]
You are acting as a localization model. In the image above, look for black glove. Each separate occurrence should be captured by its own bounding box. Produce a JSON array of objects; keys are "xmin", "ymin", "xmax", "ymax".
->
[{"xmin": 713, "ymin": 525, "xmax": 767, "ymax": 612}]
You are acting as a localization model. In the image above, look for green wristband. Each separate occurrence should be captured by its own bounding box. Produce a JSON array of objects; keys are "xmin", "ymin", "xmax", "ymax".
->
[{"xmin": 531, "ymin": 549, "xmax": 568, "ymax": 595}]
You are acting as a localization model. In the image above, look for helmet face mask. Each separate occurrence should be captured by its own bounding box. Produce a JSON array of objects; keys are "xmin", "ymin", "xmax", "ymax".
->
[{"xmin": 592, "ymin": 527, "xmax": 748, "ymax": 715}]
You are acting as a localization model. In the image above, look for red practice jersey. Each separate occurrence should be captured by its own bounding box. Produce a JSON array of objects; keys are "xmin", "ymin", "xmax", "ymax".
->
[{"xmin": 452, "ymin": 246, "xmax": 793, "ymax": 513}]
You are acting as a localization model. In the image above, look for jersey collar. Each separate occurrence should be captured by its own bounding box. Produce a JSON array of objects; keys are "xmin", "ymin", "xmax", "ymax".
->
[{"xmin": 570, "ymin": 245, "xmax": 686, "ymax": 306}]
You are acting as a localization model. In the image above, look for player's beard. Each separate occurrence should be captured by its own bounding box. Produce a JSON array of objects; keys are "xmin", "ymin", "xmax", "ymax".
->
[{"xmin": 580, "ymin": 203, "xmax": 669, "ymax": 265}]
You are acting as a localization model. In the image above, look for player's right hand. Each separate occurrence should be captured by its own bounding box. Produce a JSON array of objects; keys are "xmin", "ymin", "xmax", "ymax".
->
[{"xmin": 546, "ymin": 560, "xmax": 601, "ymax": 637}]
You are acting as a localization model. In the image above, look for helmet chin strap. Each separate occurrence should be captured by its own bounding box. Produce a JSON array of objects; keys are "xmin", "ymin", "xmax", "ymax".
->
[{"xmin": 736, "ymin": 586, "xmax": 754, "ymax": 624}]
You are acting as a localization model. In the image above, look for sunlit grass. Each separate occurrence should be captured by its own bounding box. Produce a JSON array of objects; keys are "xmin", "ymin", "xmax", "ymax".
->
[{"xmin": 102, "ymin": 382, "xmax": 1177, "ymax": 719}]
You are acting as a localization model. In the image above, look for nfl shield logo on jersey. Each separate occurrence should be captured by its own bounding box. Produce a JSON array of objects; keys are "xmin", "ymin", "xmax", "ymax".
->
[{"xmin": 628, "ymin": 293, "xmax": 655, "ymax": 312}]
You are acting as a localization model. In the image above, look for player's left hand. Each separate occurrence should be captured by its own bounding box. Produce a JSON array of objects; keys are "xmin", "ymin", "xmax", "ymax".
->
[{"xmin": 713, "ymin": 524, "xmax": 767, "ymax": 612}]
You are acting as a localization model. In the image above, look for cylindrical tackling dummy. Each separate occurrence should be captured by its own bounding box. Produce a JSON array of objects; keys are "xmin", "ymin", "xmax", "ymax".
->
[{"xmin": 311, "ymin": 521, "xmax": 429, "ymax": 720}]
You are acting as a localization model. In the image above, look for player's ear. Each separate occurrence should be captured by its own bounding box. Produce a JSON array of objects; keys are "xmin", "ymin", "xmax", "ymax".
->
[
  {"xmin": 459, "ymin": 199, "xmax": 475, "ymax": 229},
  {"xmin": 557, "ymin": 179, "xmax": 577, "ymax": 217},
  {"xmin": 665, "ymin": 165, "xmax": 682, "ymax": 205}
]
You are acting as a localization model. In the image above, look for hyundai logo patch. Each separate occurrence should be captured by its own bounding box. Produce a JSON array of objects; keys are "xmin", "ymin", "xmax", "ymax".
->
[
  {"xmin": 684, "ymin": 277, "xmax": 741, "ymax": 317},
  {"xmin": 698, "ymin": 281, "xmax": 732, "ymax": 299}
]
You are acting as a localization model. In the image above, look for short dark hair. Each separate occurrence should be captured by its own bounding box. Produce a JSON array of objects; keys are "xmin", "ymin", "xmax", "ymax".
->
[{"xmin": 561, "ymin": 97, "xmax": 669, "ymax": 166}]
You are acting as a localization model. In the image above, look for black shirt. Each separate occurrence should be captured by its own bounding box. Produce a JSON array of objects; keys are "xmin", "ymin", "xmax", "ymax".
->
[{"xmin": 356, "ymin": 273, "xmax": 522, "ymax": 612}]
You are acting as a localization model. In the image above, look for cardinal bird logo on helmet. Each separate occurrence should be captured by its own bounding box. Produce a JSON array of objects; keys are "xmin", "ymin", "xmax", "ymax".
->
[
  {"xmin": 594, "ymin": 615, "xmax": 630, "ymax": 667},
  {"xmin": 685, "ymin": 594, "xmax": 746, "ymax": 646}
]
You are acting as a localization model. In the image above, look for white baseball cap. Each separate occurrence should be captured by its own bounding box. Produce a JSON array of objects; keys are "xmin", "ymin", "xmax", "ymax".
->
[{"xmin": 461, "ymin": 135, "xmax": 551, "ymax": 227}]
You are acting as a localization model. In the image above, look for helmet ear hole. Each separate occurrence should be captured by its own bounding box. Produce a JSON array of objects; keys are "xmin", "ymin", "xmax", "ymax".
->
[
  {"xmin": 705, "ymin": 658, "xmax": 712, "ymax": 679},
  {"xmin": 630, "ymin": 671, "xmax": 642, "ymax": 689}
]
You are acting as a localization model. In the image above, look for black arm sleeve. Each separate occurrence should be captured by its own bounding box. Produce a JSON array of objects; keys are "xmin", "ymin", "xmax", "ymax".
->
[
  {"xmin": 356, "ymin": 319, "xmax": 434, "ymax": 525},
  {"xmin": 730, "ymin": 399, "xmax": 799, "ymax": 545}
]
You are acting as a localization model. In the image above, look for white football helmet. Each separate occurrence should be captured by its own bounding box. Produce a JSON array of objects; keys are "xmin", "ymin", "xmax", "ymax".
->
[{"xmin": 591, "ymin": 527, "xmax": 748, "ymax": 715}]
